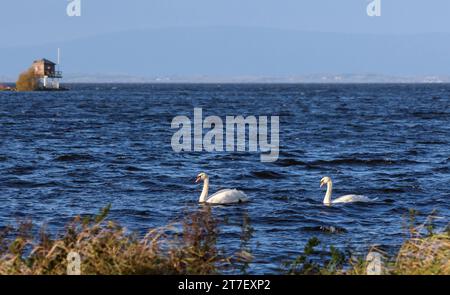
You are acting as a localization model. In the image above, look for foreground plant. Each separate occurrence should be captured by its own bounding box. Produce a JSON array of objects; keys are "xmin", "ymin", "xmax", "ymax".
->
[
  {"xmin": 0, "ymin": 205, "xmax": 244, "ymax": 275},
  {"xmin": 0, "ymin": 206, "xmax": 447, "ymax": 275},
  {"xmin": 285, "ymin": 210, "xmax": 449, "ymax": 275},
  {"xmin": 393, "ymin": 211, "xmax": 449, "ymax": 275}
]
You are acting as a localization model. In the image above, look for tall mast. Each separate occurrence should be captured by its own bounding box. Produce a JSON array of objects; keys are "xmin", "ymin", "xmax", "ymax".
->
[{"xmin": 57, "ymin": 48, "xmax": 60, "ymax": 70}]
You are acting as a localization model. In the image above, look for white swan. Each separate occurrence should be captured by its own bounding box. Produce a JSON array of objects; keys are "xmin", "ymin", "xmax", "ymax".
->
[
  {"xmin": 195, "ymin": 172, "xmax": 248, "ymax": 204},
  {"xmin": 320, "ymin": 176, "xmax": 375, "ymax": 206}
]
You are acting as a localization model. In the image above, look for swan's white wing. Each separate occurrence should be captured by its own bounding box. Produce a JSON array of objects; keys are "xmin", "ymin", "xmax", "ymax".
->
[
  {"xmin": 206, "ymin": 189, "xmax": 248, "ymax": 204},
  {"xmin": 332, "ymin": 194, "xmax": 375, "ymax": 204},
  {"xmin": 209, "ymin": 189, "xmax": 234, "ymax": 197}
]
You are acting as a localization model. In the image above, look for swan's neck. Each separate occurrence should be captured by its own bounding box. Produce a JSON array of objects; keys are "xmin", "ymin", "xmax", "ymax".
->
[
  {"xmin": 199, "ymin": 178, "xmax": 209, "ymax": 202},
  {"xmin": 323, "ymin": 181, "xmax": 333, "ymax": 205}
]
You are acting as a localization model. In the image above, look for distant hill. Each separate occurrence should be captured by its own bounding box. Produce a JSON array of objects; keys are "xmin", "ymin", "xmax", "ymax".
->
[{"xmin": 1, "ymin": 27, "xmax": 450, "ymax": 79}]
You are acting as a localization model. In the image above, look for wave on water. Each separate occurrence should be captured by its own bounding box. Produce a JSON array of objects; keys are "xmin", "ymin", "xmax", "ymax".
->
[
  {"xmin": 3, "ymin": 178, "xmax": 61, "ymax": 189},
  {"xmin": 276, "ymin": 158, "xmax": 308, "ymax": 167},
  {"xmin": 112, "ymin": 208, "xmax": 151, "ymax": 217},
  {"xmin": 301, "ymin": 225, "xmax": 348, "ymax": 234},
  {"xmin": 125, "ymin": 165, "xmax": 145, "ymax": 172},
  {"xmin": 250, "ymin": 171, "xmax": 285, "ymax": 179},
  {"xmin": 7, "ymin": 165, "xmax": 35, "ymax": 176},
  {"xmin": 277, "ymin": 157, "xmax": 419, "ymax": 167},
  {"xmin": 55, "ymin": 154, "xmax": 95, "ymax": 162}
]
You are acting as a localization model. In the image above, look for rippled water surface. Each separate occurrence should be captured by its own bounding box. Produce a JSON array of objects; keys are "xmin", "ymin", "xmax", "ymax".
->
[{"xmin": 0, "ymin": 84, "xmax": 449, "ymax": 273}]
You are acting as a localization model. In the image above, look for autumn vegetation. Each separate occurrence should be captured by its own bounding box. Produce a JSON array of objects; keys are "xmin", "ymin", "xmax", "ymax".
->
[
  {"xmin": 15, "ymin": 67, "xmax": 40, "ymax": 91},
  {"xmin": 0, "ymin": 206, "xmax": 447, "ymax": 275}
]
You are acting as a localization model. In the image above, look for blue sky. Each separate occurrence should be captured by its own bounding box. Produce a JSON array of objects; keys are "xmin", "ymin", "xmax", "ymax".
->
[
  {"xmin": 2, "ymin": 0, "xmax": 450, "ymax": 46},
  {"xmin": 1, "ymin": 1, "xmax": 450, "ymax": 77}
]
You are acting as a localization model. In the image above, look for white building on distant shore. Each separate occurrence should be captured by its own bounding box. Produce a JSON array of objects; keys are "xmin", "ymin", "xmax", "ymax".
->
[{"xmin": 32, "ymin": 58, "xmax": 63, "ymax": 90}]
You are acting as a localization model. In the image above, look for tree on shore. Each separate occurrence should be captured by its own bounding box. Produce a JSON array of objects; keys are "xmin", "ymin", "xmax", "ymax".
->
[{"xmin": 16, "ymin": 67, "xmax": 40, "ymax": 91}]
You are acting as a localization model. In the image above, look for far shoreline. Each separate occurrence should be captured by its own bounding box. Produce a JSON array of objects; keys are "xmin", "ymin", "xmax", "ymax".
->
[{"xmin": 3, "ymin": 82, "xmax": 450, "ymax": 85}]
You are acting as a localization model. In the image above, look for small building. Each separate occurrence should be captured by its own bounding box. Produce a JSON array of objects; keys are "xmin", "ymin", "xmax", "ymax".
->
[
  {"xmin": 0, "ymin": 84, "xmax": 13, "ymax": 91},
  {"xmin": 32, "ymin": 58, "xmax": 63, "ymax": 89}
]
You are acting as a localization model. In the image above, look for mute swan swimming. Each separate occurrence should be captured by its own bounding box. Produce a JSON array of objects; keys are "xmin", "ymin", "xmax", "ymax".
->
[
  {"xmin": 195, "ymin": 172, "xmax": 248, "ymax": 204},
  {"xmin": 320, "ymin": 176, "xmax": 375, "ymax": 205}
]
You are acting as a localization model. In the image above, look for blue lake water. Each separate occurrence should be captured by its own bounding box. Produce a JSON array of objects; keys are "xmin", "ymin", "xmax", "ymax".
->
[{"xmin": 0, "ymin": 84, "xmax": 449, "ymax": 273}]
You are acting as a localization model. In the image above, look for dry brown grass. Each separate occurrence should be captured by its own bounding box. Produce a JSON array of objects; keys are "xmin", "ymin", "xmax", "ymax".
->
[
  {"xmin": 394, "ymin": 232, "xmax": 449, "ymax": 275},
  {"xmin": 0, "ymin": 205, "xmax": 447, "ymax": 275},
  {"xmin": 0, "ymin": 205, "xmax": 246, "ymax": 275},
  {"xmin": 391, "ymin": 210, "xmax": 450, "ymax": 275},
  {"xmin": 285, "ymin": 212, "xmax": 450, "ymax": 275}
]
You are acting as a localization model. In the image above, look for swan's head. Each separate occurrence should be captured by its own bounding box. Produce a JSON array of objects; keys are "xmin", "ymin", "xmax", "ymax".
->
[
  {"xmin": 195, "ymin": 172, "xmax": 208, "ymax": 183},
  {"xmin": 320, "ymin": 176, "xmax": 332, "ymax": 188}
]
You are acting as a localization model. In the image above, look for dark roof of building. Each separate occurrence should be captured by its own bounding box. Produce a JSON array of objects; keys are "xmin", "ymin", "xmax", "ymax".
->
[{"xmin": 33, "ymin": 58, "xmax": 57, "ymax": 65}]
